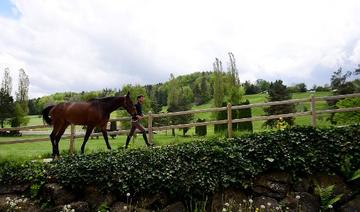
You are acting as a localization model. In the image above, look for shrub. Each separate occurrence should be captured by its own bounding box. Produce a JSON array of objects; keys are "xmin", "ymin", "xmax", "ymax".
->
[
  {"xmin": 195, "ymin": 118, "xmax": 207, "ymax": 136},
  {"xmin": 1, "ymin": 125, "xmax": 359, "ymax": 200},
  {"xmin": 235, "ymin": 100, "xmax": 253, "ymax": 133}
]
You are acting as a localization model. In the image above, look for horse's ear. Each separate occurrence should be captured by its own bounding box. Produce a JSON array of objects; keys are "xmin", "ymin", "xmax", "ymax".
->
[{"xmin": 126, "ymin": 91, "xmax": 130, "ymax": 97}]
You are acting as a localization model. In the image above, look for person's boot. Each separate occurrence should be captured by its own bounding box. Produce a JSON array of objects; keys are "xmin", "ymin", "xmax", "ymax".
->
[
  {"xmin": 125, "ymin": 136, "xmax": 131, "ymax": 149},
  {"xmin": 142, "ymin": 132, "xmax": 153, "ymax": 147}
]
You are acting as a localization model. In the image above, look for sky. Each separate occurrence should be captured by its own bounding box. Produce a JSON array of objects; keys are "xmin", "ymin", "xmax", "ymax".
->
[{"xmin": 0, "ymin": 0, "xmax": 360, "ymax": 98}]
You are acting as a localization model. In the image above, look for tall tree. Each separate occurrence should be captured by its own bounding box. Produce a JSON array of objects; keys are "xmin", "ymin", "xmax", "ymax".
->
[
  {"xmin": 1, "ymin": 68, "xmax": 12, "ymax": 95},
  {"xmin": 16, "ymin": 69, "xmax": 30, "ymax": 114},
  {"xmin": 263, "ymin": 80, "xmax": 296, "ymax": 128},
  {"xmin": 213, "ymin": 58, "xmax": 224, "ymax": 107},
  {"xmin": 0, "ymin": 68, "xmax": 14, "ymax": 128},
  {"xmin": 225, "ymin": 52, "xmax": 243, "ymax": 105}
]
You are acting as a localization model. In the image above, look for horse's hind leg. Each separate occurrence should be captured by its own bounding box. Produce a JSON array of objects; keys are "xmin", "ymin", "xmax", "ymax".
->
[
  {"xmin": 54, "ymin": 122, "xmax": 69, "ymax": 157},
  {"xmin": 50, "ymin": 130, "xmax": 57, "ymax": 158},
  {"xmin": 101, "ymin": 125, "xmax": 111, "ymax": 150},
  {"xmin": 50, "ymin": 121, "xmax": 63, "ymax": 158},
  {"xmin": 81, "ymin": 126, "xmax": 94, "ymax": 154}
]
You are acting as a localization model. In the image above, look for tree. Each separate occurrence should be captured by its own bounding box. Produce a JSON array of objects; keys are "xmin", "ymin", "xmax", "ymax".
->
[
  {"xmin": 327, "ymin": 67, "xmax": 355, "ymax": 123},
  {"xmin": 0, "ymin": 88, "xmax": 14, "ymax": 128},
  {"xmin": 213, "ymin": 58, "xmax": 224, "ymax": 108},
  {"xmin": 212, "ymin": 58, "xmax": 227, "ymax": 133},
  {"xmin": 199, "ymin": 73, "xmax": 211, "ymax": 103},
  {"xmin": 235, "ymin": 100, "xmax": 253, "ymax": 132},
  {"xmin": 296, "ymin": 83, "xmax": 307, "ymax": 92},
  {"xmin": 355, "ymin": 64, "xmax": 360, "ymax": 75},
  {"xmin": 330, "ymin": 67, "xmax": 354, "ymax": 95},
  {"xmin": 0, "ymin": 69, "xmax": 15, "ymax": 128},
  {"xmin": 256, "ymin": 79, "xmax": 270, "ymax": 93},
  {"xmin": 334, "ymin": 98, "xmax": 360, "ymax": 124},
  {"xmin": 9, "ymin": 102, "xmax": 29, "ymax": 127},
  {"xmin": 243, "ymin": 81, "xmax": 260, "ymax": 95},
  {"xmin": 167, "ymin": 74, "xmax": 193, "ymax": 136},
  {"xmin": 28, "ymin": 98, "xmax": 42, "ymax": 115},
  {"xmin": 194, "ymin": 72, "xmax": 211, "ymax": 105},
  {"xmin": 1, "ymin": 68, "xmax": 12, "ymax": 95},
  {"xmin": 225, "ymin": 52, "xmax": 244, "ymax": 105},
  {"xmin": 263, "ymin": 80, "xmax": 296, "ymax": 128},
  {"xmin": 16, "ymin": 69, "xmax": 30, "ymax": 114}
]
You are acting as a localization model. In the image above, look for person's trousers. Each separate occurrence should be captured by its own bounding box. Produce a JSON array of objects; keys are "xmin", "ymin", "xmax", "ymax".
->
[{"xmin": 125, "ymin": 121, "xmax": 151, "ymax": 148}]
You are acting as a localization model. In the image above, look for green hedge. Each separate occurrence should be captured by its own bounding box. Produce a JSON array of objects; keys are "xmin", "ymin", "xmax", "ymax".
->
[{"xmin": 1, "ymin": 125, "xmax": 359, "ymax": 199}]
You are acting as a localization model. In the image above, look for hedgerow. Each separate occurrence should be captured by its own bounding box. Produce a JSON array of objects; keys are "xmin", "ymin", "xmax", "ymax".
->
[{"xmin": 1, "ymin": 125, "xmax": 359, "ymax": 199}]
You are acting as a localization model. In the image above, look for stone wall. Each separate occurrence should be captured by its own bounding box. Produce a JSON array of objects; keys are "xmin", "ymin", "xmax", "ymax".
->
[{"xmin": 0, "ymin": 171, "xmax": 359, "ymax": 212}]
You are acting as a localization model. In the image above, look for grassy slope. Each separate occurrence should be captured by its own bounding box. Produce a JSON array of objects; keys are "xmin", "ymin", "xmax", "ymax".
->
[{"xmin": 0, "ymin": 91, "xmax": 340, "ymax": 161}]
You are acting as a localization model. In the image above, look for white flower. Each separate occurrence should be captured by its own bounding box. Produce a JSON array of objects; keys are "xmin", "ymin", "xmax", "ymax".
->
[
  {"xmin": 126, "ymin": 192, "xmax": 131, "ymax": 197},
  {"xmin": 6, "ymin": 197, "xmax": 11, "ymax": 201},
  {"xmin": 243, "ymin": 199, "xmax": 247, "ymax": 203},
  {"xmin": 249, "ymin": 199, "xmax": 253, "ymax": 204},
  {"xmin": 123, "ymin": 205, "xmax": 128, "ymax": 210},
  {"xmin": 222, "ymin": 208, "xmax": 227, "ymax": 212},
  {"xmin": 224, "ymin": 202, "xmax": 230, "ymax": 207},
  {"xmin": 70, "ymin": 209, "xmax": 75, "ymax": 212},
  {"xmin": 260, "ymin": 205, "xmax": 266, "ymax": 209},
  {"xmin": 275, "ymin": 207, "xmax": 280, "ymax": 210},
  {"xmin": 295, "ymin": 195, "xmax": 301, "ymax": 200},
  {"xmin": 328, "ymin": 205, "xmax": 333, "ymax": 209},
  {"xmin": 267, "ymin": 202, "xmax": 272, "ymax": 207}
]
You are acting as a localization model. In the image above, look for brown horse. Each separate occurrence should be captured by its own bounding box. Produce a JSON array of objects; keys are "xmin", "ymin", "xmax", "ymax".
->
[{"xmin": 42, "ymin": 92, "xmax": 136, "ymax": 157}]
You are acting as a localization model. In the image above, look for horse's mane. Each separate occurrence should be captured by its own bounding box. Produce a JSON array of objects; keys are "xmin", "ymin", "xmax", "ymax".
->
[{"xmin": 87, "ymin": 96, "xmax": 121, "ymax": 103}]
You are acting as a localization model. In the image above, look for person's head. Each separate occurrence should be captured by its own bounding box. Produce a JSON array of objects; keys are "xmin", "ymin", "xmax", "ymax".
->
[{"xmin": 137, "ymin": 95, "xmax": 145, "ymax": 104}]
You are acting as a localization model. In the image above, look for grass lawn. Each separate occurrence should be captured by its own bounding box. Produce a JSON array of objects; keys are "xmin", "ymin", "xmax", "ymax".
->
[{"xmin": 0, "ymin": 131, "xmax": 205, "ymax": 162}]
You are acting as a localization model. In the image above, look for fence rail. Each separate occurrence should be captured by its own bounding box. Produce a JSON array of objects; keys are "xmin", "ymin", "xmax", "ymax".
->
[{"xmin": 1, "ymin": 93, "xmax": 359, "ymax": 152}]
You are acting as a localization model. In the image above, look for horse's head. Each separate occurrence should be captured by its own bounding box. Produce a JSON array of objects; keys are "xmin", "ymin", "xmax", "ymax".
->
[{"xmin": 124, "ymin": 92, "xmax": 137, "ymax": 117}]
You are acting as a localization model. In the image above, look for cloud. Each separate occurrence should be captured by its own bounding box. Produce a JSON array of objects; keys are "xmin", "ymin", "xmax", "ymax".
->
[{"xmin": 0, "ymin": 0, "xmax": 359, "ymax": 98}]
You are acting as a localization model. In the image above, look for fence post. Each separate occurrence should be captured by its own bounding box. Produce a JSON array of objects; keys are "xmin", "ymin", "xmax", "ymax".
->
[
  {"xmin": 227, "ymin": 103, "xmax": 233, "ymax": 138},
  {"xmin": 310, "ymin": 95, "xmax": 317, "ymax": 127},
  {"xmin": 148, "ymin": 111, "xmax": 153, "ymax": 144},
  {"xmin": 69, "ymin": 124, "xmax": 75, "ymax": 154}
]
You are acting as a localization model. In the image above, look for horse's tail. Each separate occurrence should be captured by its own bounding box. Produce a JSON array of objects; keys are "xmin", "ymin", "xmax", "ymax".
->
[{"xmin": 42, "ymin": 105, "xmax": 54, "ymax": 125}]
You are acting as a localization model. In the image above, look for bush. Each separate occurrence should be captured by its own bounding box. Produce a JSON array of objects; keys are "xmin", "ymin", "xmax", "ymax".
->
[
  {"xmin": 234, "ymin": 100, "xmax": 253, "ymax": 133},
  {"xmin": 0, "ymin": 161, "xmax": 46, "ymax": 185},
  {"xmin": 195, "ymin": 118, "xmax": 207, "ymax": 136},
  {"xmin": 1, "ymin": 125, "xmax": 359, "ymax": 200}
]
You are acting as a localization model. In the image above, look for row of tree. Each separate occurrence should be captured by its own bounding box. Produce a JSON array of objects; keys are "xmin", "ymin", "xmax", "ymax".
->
[{"xmin": 0, "ymin": 68, "xmax": 30, "ymax": 130}]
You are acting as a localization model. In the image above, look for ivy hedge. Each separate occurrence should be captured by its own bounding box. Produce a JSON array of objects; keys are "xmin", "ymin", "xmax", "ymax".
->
[{"xmin": 1, "ymin": 125, "xmax": 359, "ymax": 198}]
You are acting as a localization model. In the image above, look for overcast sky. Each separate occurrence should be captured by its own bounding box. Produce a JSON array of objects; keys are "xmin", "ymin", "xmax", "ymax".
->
[{"xmin": 0, "ymin": 0, "xmax": 360, "ymax": 98}]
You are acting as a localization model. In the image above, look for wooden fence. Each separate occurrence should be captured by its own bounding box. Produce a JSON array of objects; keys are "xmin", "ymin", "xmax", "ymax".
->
[{"xmin": 1, "ymin": 93, "xmax": 359, "ymax": 153}]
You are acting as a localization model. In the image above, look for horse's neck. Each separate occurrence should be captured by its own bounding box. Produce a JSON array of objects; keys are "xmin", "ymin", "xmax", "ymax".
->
[{"xmin": 102, "ymin": 97, "xmax": 124, "ymax": 113}]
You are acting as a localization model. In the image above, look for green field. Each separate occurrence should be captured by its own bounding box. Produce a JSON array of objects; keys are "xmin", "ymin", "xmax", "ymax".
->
[{"xmin": 1, "ymin": 91, "xmax": 352, "ymax": 161}]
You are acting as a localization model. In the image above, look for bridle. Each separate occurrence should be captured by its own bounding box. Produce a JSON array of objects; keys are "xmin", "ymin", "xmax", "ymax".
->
[{"xmin": 123, "ymin": 96, "xmax": 137, "ymax": 117}]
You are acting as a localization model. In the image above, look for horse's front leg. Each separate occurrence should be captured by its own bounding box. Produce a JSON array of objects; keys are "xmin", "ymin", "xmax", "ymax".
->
[{"xmin": 101, "ymin": 125, "xmax": 111, "ymax": 150}]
